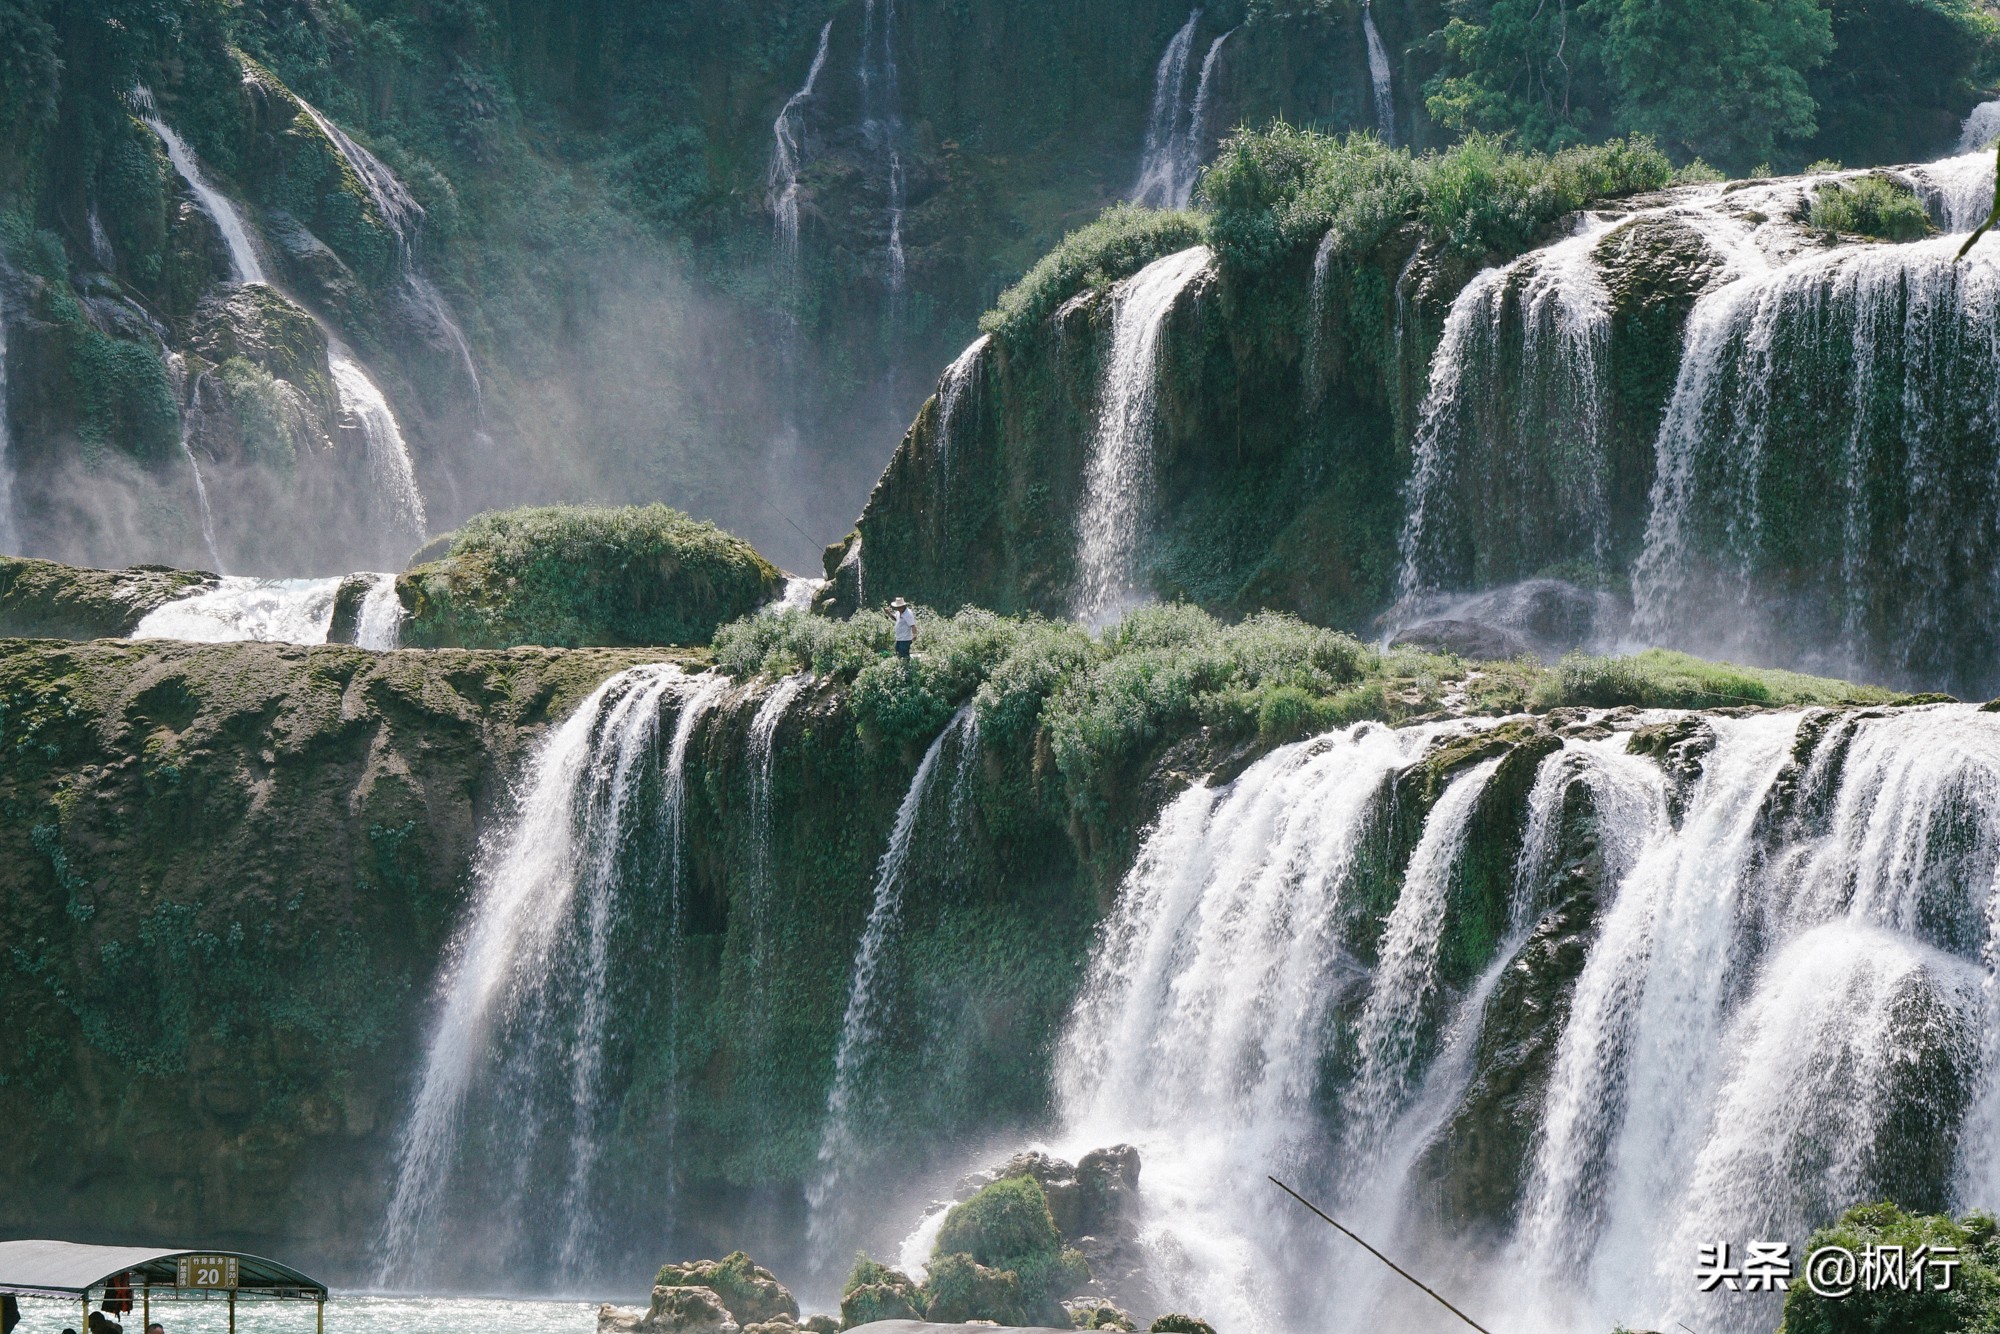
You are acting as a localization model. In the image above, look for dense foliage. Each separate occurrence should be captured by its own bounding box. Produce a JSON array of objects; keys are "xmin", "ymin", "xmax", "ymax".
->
[
  {"xmin": 1809, "ymin": 175, "xmax": 1938, "ymax": 242},
  {"xmin": 1429, "ymin": 0, "xmax": 1996, "ymax": 172},
  {"xmin": 1779, "ymin": 1201, "xmax": 2000, "ymax": 1333},
  {"xmin": 399, "ymin": 503, "xmax": 780, "ymax": 649},
  {"xmin": 1203, "ymin": 125, "xmax": 1677, "ymax": 274}
]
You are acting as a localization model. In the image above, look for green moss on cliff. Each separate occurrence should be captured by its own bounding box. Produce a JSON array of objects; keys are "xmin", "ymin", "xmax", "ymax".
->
[
  {"xmin": 400, "ymin": 504, "xmax": 781, "ymax": 649},
  {"xmin": 0, "ymin": 556, "xmax": 216, "ymax": 639},
  {"xmin": 982, "ymin": 204, "xmax": 1209, "ymax": 346}
]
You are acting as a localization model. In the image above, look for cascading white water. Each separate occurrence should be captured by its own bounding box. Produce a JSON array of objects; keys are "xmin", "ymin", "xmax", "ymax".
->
[
  {"xmin": 137, "ymin": 88, "xmax": 431, "ymax": 561},
  {"xmin": 1302, "ymin": 230, "xmax": 1338, "ymax": 407},
  {"xmin": 1961, "ymin": 99, "xmax": 2000, "ymax": 154},
  {"xmin": 1029, "ymin": 701, "xmax": 2000, "ymax": 1334},
  {"xmin": 355, "ymin": 572, "xmax": 405, "ymax": 650},
  {"xmin": 375, "ymin": 666, "xmax": 727, "ymax": 1289},
  {"xmin": 770, "ymin": 19, "xmax": 835, "ymax": 278},
  {"xmin": 1185, "ymin": 29, "xmax": 1235, "ymax": 178},
  {"xmin": 132, "ymin": 576, "xmax": 345, "ymax": 643},
  {"xmin": 1396, "ymin": 219, "xmax": 1616, "ymax": 604},
  {"xmin": 0, "ymin": 289, "xmax": 18, "ymax": 557},
  {"xmin": 1132, "ymin": 9, "xmax": 1203, "ymax": 210},
  {"xmin": 1072, "ymin": 246, "xmax": 1211, "ymax": 624},
  {"xmin": 809, "ymin": 704, "xmax": 978, "ymax": 1269},
  {"xmin": 300, "ymin": 98, "xmax": 483, "ymax": 405},
  {"xmin": 330, "ymin": 349, "xmax": 429, "ymax": 544},
  {"xmin": 1362, "ymin": 2, "xmax": 1396, "ymax": 145},
  {"xmin": 931, "ymin": 333, "xmax": 991, "ymax": 522},
  {"xmin": 1629, "ymin": 230, "xmax": 2000, "ymax": 686},
  {"xmin": 163, "ymin": 354, "xmax": 225, "ymax": 571},
  {"xmin": 134, "ymin": 88, "xmax": 268, "ymax": 286},
  {"xmin": 1339, "ymin": 757, "xmax": 1503, "ymax": 1167},
  {"xmin": 1052, "ymin": 719, "xmax": 1483, "ymax": 1331},
  {"xmin": 766, "ymin": 574, "xmax": 828, "ymax": 614},
  {"xmin": 858, "ymin": 0, "xmax": 907, "ymax": 292}
]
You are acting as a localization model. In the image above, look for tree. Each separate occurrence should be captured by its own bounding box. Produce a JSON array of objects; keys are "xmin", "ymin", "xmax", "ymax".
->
[{"xmin": 1593, "ymin": 0, "xmax": 1835, "ymax": 168}]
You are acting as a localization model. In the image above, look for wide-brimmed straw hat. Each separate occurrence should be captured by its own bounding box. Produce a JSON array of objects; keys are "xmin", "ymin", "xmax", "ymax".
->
[{"xmin": 889, "ymin": 597, "xmax": 910, "ymax": 609}]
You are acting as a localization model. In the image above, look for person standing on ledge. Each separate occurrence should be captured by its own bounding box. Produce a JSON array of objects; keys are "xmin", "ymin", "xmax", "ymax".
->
[{"xmin": 889, "ymin": 598, "xmax": 917, "ymax": 661}]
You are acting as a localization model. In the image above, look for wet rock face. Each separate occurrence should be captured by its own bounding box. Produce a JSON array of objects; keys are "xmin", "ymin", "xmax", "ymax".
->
[{"xmin": 1390, "ymin": 618, "xmax": 1535, "ymax": 662}]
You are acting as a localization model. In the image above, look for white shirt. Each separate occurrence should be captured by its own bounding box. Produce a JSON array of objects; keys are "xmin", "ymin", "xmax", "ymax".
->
[{"xmin": 893, "ymin": 608, "xmax": 916, "ymax": 642}]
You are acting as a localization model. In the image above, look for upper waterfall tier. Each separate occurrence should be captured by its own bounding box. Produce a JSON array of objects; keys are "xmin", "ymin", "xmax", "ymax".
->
[{"xmin": 854, "ymin": 135, "xmax": 2000, "ymax": 698}]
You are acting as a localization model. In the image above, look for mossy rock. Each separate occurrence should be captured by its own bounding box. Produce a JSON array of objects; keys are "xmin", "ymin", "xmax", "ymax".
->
[
  {"xmin": 932, "ymin": 1176, "xmax": 1089, "ymax": 1323},
  {"xmin": 923, "ymin": 1251, "xmax": 1027, "ymax": 1326},
  {"xmin": 399, "ymin": 504, "xmax": 781, "ymax": 649},
  {"xmin": 839, "ymin": 1257, "xmax": 922, "ymax": 1329},
  {"xmin": 656, "ymin": 1253, "xmax": 797, "ymax": 1325},
  {"xmin": 188, "ymin": 283, "xmax": 337, "ymax": 420},
  {"xmin": 0, "ymin": 557, "xmax": 215, "ymax": 640},
  {"xmin": 1148, "ymin": 1317, "xmax": 1216, "ymax": 1334}
]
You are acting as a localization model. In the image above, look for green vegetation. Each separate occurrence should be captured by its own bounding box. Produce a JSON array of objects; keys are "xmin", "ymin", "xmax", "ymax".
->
[
  {"xmin": 931, "ymin": 1176, "xmax": 1087, "ymax": 1323},
  {"xmin": 1532, "ymin": 648, "xmax": 1908, "ymax": 710},
  {"xmin": 1429, "ymin": 0, "xmax": 1995, "ymax": 173},
  {"xmin": 982, "ymin": 204, "xmax": 1209, "ymax": 346},
  {"xmin": 1810, "ymin": 175, "xmax": 1937, "ymax": 242},
  {"xmin": 1779, "ymin": 1202, "xmax": 2000, "ymax": 1333},
  {"xmin": 1203, "ymin": 126, "xmax": 1677, "ymax": 275},
  {"xmin": 718, "ymin": 603, "xmax": 1910, "ymax": 858},
  {"xmin": 400, "ymin": 504, "xmax": 780, "ymax": 649}
]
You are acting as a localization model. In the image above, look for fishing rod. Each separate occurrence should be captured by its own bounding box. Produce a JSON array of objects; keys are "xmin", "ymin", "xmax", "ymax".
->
[{"xmin": 1266, "ymin": 1176, "xmax": 1498, "ymax": 1334}]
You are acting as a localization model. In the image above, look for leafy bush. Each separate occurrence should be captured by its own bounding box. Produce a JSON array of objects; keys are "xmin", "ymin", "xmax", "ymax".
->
[
  {"xmin": 1203, "ymin": 125, "xmax": 1675, "ymax": 276},
  {"xmin": 400, "ymin": 504, "xmax": 779, "ymax": 649},
  {"xmin": 1779, "ymin": 1201, "xmax": 2000, "ymax": 1333},
  {"xmin": 1809, "ymin": 175, "xmax": 1936, "ymax": 242},
  {"xmin": 981, "ymin": 203, "xmax": 1208, "ymax": 345}
]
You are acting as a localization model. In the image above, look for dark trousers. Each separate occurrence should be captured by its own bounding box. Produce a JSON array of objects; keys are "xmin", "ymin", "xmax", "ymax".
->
[{"xmin": 894, "ymin": 639, "xmax": 912, "ymax": 659}]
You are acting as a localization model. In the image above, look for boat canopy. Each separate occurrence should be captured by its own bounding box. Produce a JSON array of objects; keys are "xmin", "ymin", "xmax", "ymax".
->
[{"xmin": 0, "ymin": 1240, "xmax": 326, "ymax": 1300}]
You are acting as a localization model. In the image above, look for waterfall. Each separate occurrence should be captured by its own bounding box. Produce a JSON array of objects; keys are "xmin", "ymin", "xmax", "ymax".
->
[
  {"xmin": 1961, "ymin": 99, "xmax": 2000, "ymax": 154},
  {"xmin": 299, "ymin": 98, "xmax": 483, "ymax": 406},
  {"xmin": 1051, "ymin": 719, "xmax": 1483, "ymax": 1331},
  {"xmin": 859, "ymin": 0, "xmax": 907, "ymax": 292},
  {"xmin": 134, "ymin": 89, "xmax": 267, "ymax": 286},
  {"xmin": 1302, "ymin": 229, "xmax": 1337, "ymax": 406},
  {"xmin": 1132, "ymin": 9, "xmax": 1202, "ymax": 209},
  {"xmin": 770, "ymin": 20, "xmax": 835, "ymax": 279},
  {"xmin": 1186, "ymin": 29, "xmax": 1235, "ymax": 175},
  {"xmin": 355, "ymin": 572, "xmax": 405, "ymax": 650},
  {"xmin": 1339, "ymin": 757, "xmax": 1504, "ymax": 1168},
  {"xmin": 931, "ymin": 333, "xmax": 991, "ymax": 529},
  {"xmin": 765, "ymin": 574, "xmax": 828, "ymax": 614},
  {"xmin": 137, "ymin": 88, "xmax": 431, "ymax": 561},
  {"xmin": 330, "ymin": 348, "xmax": 429, "ymax": 544},
  {"xmin": 1629, "ymin": 231, "xmax": 2000, "ymax": 691},
  {"xmin": 132, "ymin": 576, "xmax": 344, "ymax": 643},
  {"xmin": 375, "ymin": 666, "xmax": 728, "ymax": 1289},
  {"xmin": 1028, "ymin": 700, "xmax": 2000, "ymax": 1334},
  {"xmin": 809, "ymin": 704, "xmax": 978, "ymax": 1271},
  {"xmin": 1396, "ymin": 219, "xmax": 1616, "ymax": 604},
  {"xmin": 1072, "ymin": 246, "xmax": 1211, "ymax": 624},
  {"xmin": 1131, "ymin": 12, "xmax": 1230, "ymax": 211},
  {"xmin": 0, "ymin": 290, "xmax": 17, "ymax": 557},
  {"xmin": 172, "ymin": 362, "xmax": 226, "ymax": 571},
  {"xmin": 1362, "ymin": 2, "xmax": 1396, "ymax": 145}
]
